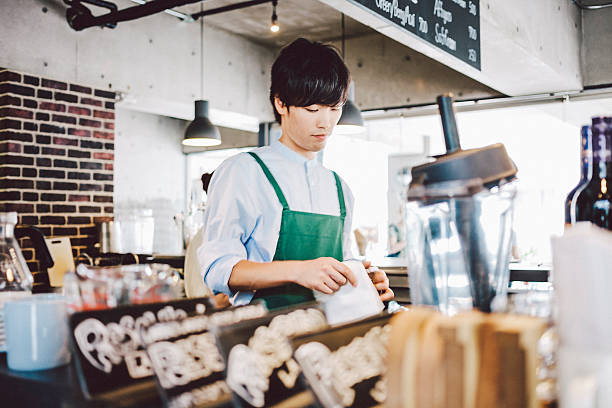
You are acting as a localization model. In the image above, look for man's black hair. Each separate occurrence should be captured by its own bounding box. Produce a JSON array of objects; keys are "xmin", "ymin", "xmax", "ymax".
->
[{"xmin": 270, "ymin": 38, "xmax": 350, "ymax": 123}]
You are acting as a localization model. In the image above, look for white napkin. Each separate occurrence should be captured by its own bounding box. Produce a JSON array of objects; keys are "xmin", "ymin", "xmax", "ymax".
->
[
  {"xmin": 551, "ymin": 222, "xmax": 612, "ymax": 407},
  {"xmin": 314, "ymin": 260, "xmax": 384, "ymax": 325}
]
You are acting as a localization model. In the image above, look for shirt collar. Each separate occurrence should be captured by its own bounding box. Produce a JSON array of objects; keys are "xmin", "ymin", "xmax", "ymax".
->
[{"xmin": 271, "ymin": 137, "xmax": 319, "ymax": 167}]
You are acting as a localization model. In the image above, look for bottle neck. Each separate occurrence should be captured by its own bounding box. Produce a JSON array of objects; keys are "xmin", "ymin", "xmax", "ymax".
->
[
  {"xmin": 591, "ymin": 130, "xmax": 611, "ymax": 179},
  {"xmin": 580, "ymin": 126, "xmax": 592, "ymax": 181}
]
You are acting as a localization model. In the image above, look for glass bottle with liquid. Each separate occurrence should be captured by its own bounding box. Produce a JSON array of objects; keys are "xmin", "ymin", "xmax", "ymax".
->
[
  {"xmin": 0, "ymin": 212, "xmax": 34, "ymax": 351},
  {"xmin": 572, "ymin": 117, "xmax": 612, "ymax": 229},
  {"xmin": 565, "ymin": 125, "xmax": 592, "ymax": 227}
]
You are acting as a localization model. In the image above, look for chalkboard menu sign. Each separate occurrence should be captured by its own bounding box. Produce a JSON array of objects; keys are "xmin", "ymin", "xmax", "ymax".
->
[
  {"xmin": 69, "ymin": 297, "xmax": 216, "ymax": 400},
  {"xmin": 349, "ymin": 0, "xmax": 481, "ymax": 69},
  {"xmin": 291, "ymin": 313, "xmax": 393, "ymax": 408},
  {"xmin": 140, "ymin": 303, "xmax": 268, "ymax": 408},
  {"xmin": 214, "ymin": 304, "xmax": 328, "ymax": 408}
]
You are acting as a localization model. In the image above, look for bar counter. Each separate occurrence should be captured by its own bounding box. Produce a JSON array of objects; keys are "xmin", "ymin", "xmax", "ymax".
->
[{"xmin": 0, "ymin": 353, "xmax": 161, "ymax": 408}]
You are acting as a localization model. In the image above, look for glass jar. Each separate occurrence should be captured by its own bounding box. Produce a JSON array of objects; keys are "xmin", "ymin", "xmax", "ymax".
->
[{"xmin": 0, "ymin": 212, "xmax": 34, "ymax": 351}]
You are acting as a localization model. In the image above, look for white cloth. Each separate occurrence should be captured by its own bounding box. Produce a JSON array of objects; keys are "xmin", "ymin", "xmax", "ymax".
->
[
  {"xmin": 197, "ymin": 139, "xmax": 355, "ymax": 305},
  {"xmin": 314, "ymin": 260, "xmax": 384, "ymax": 325}
]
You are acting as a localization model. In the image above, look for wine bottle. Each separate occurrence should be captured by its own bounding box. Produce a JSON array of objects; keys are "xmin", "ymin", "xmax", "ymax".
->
[
  {"xmin": 573, "ymin": 117, "xmax": 612, "ymax": 229},
  {"xmin": 565, "ymin": 125, "xmax": 592, "ymax": 226}
]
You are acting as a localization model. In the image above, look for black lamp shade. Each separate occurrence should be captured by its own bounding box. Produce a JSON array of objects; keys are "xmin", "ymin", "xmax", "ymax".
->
[
  {"xmin": 183, "ymin": 100, "xmax": 221, "ymax": 147},
  {"xmin": 335, "ymin": 82, "xmax": 365, "ymax": 135}
]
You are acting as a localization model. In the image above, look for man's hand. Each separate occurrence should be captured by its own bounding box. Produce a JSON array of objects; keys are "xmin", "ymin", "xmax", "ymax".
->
[
  {"xmin": 362, "ymin": 260, "xmax": 395, "ymax": 302},
  {"xmin": 294, "ymin": 257, "xmax": 358, "ymax": 294}
]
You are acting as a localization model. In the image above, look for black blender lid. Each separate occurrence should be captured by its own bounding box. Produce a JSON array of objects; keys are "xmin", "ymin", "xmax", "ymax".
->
[{"xmin": 410, "ymin": 95, "xmax": 517, "ymax": 189}]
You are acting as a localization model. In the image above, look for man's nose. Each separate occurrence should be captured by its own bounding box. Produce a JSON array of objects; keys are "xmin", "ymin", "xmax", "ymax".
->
[{"xmin": 316, "ymin": 109, "xmax": 332, "ymax": 129}]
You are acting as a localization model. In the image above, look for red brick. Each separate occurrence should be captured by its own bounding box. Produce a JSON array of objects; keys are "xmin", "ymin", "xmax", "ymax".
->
[
  {"xmin": 79, "ymin": 118, "xmax": 102, "ymax": 128},
  {"xmin": 105, "ymin": 163, "xmax": 113, "ymax": 171},
  {"xmin": 41, "ymin": 216, "xmax": 66, "ymax": 225},
  {"xmin": 23, "ymin": 99, "xmax": 37, "ymax": 109},
  {"xmin": 3, "ymin": 154, "xmax": 32, "ymax": 165},
  {"xmin": 104, "ymin": 122, "xmax": 114, "ymax": 130},
  {"xmin": 23, "ymin": 76, "xmax": 39, "ymax": 86},
  {"xmin": 52, "ymin": 114, "xmax": 77, "ymax": 125},
  {"xmin": 94, "ymin": 90, "xmax": 115, "ymax": 100},
  {"xmin": 68, "ymin": 128, "xmax": 91, "ymax": 137},
  {"xmin": 93, "ymin": 196, "xmax": 112, "ymax": 203},
  {"xmin": 0, "ymin": 203, "xmax": 34, "ymax": 213},
  {"xmin": 0, "ymin": 107, "xmax": 33, "ymax": 119},
  {"xmin": 93, "ymin": 110, "xmax": 114, "ymax": 120},
  {"xmin": 0, "ymin": 167, "xmax": 20, "ymax": 177},
  {"xmin": 0, "ymin": 95, "xmax": 21, "ymax": 107},
  {"xmin": 93, "ymin": 152, "xmax": 113, "ymax": 160},
  {"xmin": 93, "ymin": 131, "xmax": 113, "ymax": 140},
  {"xmin": 0, "ymin": 191, "xmax": 20, "ymax": 201},
  {"xmin": 0, "ymin": 142, "xmax": 22, "ymax": 153},
  {"xmin": 69, "ymin": 84, "xmax": 92, "ymax": 95},
  {"xmin": 80, "ymin": 97, "xmax": 102, "ymax": 107},
  {"xmin": 41, "ymin": 78, "xmax": 67, "ymax": 90},
  {"xmin": 22, "ymin": 192, "xmax": 39, "ymax": 202},
  {"xmin": 0, "ymin": 118, "xmax": 21, "ymax": 130},
  {"xmin": 40, "ymin": 193, "xmax": 66, "ymax": 202},
  {"xmin": 0, "ymin": 179, "xmax": 32, "ymax": 189},
  {"xmin": 53, "ymin": 136, "xmax": 78, "ymax": 146},
  {"xmin": 54, "ymin": 92, "xmax": 78, "ymax": 103},
  {"xmin": 68, "ymin": 216, "xmax": 91, "ymax": 224},
  {"xmin": 41, "ymin": 147, "xmax": 66, "ymax": 156},
  {"xmin": 0, "ymin": 83, "xmax": 34, "ymax": 97},
  {"xmin": 0, "ymin": 71, "xmax": 21, "ymax": 82},
  {"xmin": 68, "ymin": 106, "xmax": 91, "ymax": 116},
  {"xmin": 39, "ymin": 102, "xmax": 66, "ymax": 112},
  {"xmin": 0, "ymin": 131, "xmax": 32, "ymax": 142},
  {"xmin": 68, "ymin": 194, "xmax": 90, "ymax": 202}
]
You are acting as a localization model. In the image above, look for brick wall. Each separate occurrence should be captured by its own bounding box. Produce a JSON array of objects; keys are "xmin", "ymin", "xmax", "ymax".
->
[{"xmin": 0, "ymin": 67, "xmax": 115, "ymax": 282}]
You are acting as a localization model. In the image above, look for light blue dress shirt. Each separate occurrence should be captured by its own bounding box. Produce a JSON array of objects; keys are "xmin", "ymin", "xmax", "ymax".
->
[{"xmin": 197, "ymin": 139, "xmax": 355, "ymax": 305}]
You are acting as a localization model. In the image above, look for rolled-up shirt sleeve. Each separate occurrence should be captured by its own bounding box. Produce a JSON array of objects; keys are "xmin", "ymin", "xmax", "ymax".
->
[{"xmin": 197, "ymin": 156, "xmax": 261, "ymax": 299}]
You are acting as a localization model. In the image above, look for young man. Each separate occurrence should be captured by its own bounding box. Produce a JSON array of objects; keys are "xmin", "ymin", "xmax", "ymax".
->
[{"xmin": 198, "ymin": 38, "xmax": 393, "ymax": 308}]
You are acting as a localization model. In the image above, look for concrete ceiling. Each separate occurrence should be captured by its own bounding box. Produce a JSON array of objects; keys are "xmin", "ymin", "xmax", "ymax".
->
[{"xmin": 172, "ymin": 0, "xmax": 375, "ymax": 48}]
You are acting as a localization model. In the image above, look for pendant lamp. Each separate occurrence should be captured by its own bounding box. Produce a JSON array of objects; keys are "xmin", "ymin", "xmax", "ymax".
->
[
  {"xmin": 183, "ymin": 7, "xmax": 221, "ymax": 147},
  {"xmin": 335, "ymin": 13, "xmax": 365, "ymax": 135}
]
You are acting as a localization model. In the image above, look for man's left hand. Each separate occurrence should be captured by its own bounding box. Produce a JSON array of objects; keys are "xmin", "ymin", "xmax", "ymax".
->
[{"xmin": 362, "ymin": 260, "xmax": 394, "ymax": 302}]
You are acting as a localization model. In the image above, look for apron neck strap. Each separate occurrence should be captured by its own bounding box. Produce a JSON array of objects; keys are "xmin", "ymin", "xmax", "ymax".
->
[
  {"xmin": 248, "ymin": 152, "xmax": 290, "ymax": 211},
  {"xmin": 332, "ymin": 171, "xmax": 346, "ymax": 218}
]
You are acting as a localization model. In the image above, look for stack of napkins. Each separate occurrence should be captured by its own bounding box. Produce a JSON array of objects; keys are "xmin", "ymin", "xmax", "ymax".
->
[
  {"xmin": 314, "ymin": 260, "xmax": 384, "ymax": 325},
  {"xmin": 551, "ymin": 223, "xmax": 612, "ymax": 407}
]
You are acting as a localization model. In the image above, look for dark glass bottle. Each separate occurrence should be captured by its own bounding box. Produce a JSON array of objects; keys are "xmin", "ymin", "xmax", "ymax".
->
[
  {"xmin": 573, "ymin": 117, "xmax": 612, "ymax": 229},
  {"xmin": 565, "ymin": 125, "xmax": 592, "ymax": 226}
]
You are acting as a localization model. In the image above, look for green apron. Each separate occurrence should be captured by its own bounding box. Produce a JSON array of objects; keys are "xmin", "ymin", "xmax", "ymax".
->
[{"xmin": 248, "ymin": 152, "xmax": 346, "ymax": 310}]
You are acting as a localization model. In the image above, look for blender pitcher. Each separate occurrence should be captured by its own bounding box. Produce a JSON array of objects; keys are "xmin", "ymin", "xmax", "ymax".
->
[
  {"xmin": 0, "ymin": 212, "xmax": 35, "ymax": 351},
  {"xmin": 405, "ymin": 95, "xmax": 518, "ymax": 314}
]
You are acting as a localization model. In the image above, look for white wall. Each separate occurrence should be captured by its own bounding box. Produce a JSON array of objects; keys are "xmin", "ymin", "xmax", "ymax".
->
[
  {"xmin": 114, "ymin": 109, "xmax": 187, "ymax": 254},
  {"xmin": 0, "ymin": 0, "xmax": 276, "ymax": 121}
]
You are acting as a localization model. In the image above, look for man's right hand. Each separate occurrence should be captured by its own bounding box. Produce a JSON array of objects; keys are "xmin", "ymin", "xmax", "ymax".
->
[{"xmin": 293, "ymin": 257, "xmax": 358, "ymax": 294}]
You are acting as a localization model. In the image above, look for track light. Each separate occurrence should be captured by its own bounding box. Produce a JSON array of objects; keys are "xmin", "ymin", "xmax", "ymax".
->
[{"xmin": 270, "ymin": 0, "xmax": 279, "ymax": 33}]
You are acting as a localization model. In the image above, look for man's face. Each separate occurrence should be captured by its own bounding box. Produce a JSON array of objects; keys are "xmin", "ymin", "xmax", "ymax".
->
[{"xmin": 275, "ymin": 97, "xmax": 343, "ymax": 158}]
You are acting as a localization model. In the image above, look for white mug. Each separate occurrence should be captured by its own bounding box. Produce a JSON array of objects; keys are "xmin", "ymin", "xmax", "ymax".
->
[{"xmin": 4, "ymin": 294, "xmax": 71, "ymax": 371}]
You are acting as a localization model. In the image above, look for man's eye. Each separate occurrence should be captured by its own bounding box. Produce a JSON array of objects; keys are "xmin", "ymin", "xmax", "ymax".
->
[
  {"xmin": 331, "ymin": 107, "xmax": 341, "ymax": 111},
  {"xmin": 306, "ymin": 108, "xmax": 318, "ymax": 112}
]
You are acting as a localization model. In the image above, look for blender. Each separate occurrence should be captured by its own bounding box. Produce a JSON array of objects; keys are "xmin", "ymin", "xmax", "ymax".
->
[{"xmin": 405, "ymin": 95, "xmax": 518, "ymax": 314}]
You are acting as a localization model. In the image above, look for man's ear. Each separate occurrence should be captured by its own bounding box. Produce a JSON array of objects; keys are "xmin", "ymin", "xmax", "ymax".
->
[{"xmin": 274, "ymin": 96, "xmax": 288, "ymax": 116}]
